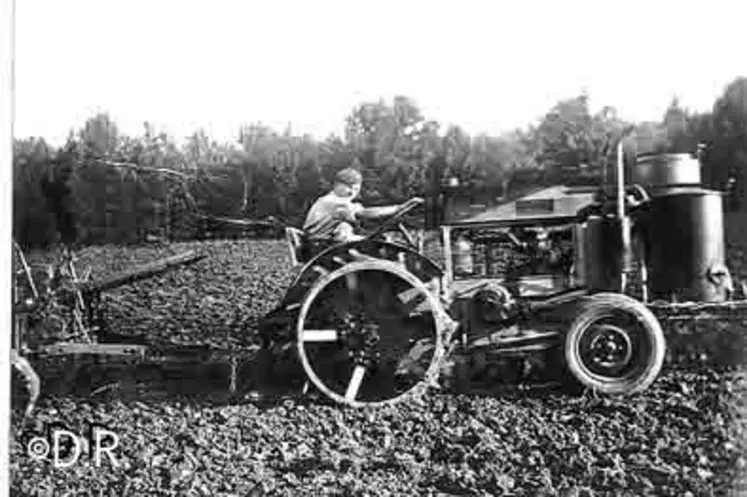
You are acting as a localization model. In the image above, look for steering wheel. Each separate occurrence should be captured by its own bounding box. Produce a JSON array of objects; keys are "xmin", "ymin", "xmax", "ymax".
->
[{"xmin": 365, "ymin": 197, "xmax": 425, "ymax": 248}]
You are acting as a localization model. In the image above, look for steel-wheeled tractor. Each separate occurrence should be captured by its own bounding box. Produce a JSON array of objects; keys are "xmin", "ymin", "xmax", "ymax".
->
[
  {"xmin": 256, "ymin": 145, "xmax": 747, "ymax": 407},
  {"xmin": 11, "ymin": 144, "xmax": 747, "ymax": 418}
]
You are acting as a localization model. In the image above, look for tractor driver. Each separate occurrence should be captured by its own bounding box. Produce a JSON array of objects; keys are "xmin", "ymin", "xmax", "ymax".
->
[{"xmin": 303, "ymin": 167, "xmax": 412, "ymax": 245}]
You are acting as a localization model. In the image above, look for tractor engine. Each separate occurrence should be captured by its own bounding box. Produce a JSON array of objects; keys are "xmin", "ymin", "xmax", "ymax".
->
[{"xmin": 452, "ymin": 227, "xmax": 575, "ymax": 286}]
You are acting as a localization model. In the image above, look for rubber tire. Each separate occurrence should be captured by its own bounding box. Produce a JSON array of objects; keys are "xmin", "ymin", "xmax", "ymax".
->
[{"xmin": 564, "ymin": 292, "xmax": 665, "ymax": 395}]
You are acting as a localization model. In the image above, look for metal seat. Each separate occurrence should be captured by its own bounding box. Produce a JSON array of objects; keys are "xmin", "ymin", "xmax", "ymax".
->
[
  {"xmin": 284, "ymin": 227, "xmax": 305, "ymax": 267},
  {"xmin": 285, "ymin": 227, "xmax": 343, "ymax": 267}
]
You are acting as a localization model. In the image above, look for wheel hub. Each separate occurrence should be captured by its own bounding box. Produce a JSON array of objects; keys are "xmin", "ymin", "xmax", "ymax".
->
[
  {"xmin": 339, "ymin": 312, "xmax": 381, "ymax": 365},
  {"xmin": 586, "ymin": 323, "xmax": 633, "ymax": 374}
]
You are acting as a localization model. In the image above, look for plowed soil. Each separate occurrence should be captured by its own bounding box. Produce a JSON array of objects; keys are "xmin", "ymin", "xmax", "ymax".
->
[{"xmin": 9, "ymin": 215, "xmax": 747, "ymax": 495}]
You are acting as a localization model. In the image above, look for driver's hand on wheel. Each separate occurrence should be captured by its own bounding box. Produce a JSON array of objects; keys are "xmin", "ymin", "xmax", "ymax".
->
[{"xmin": 404, "ymin": 197, "xmax": 424, "ymax": 208}]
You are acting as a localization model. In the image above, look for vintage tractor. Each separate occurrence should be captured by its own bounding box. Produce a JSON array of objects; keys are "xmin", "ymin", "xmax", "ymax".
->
[
  {"xmin": 12, "ymin": 145, "xmax": 747, "ymax": 417},
  {"xmin": 257, "ymin": 144, "xmax": 747, "ymax": 407}
]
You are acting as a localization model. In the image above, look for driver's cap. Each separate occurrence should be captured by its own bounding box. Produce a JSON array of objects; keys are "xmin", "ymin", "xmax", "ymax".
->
[{"xmin": 335, "ymin": 168, "xmax": 363, "ymax": 187}]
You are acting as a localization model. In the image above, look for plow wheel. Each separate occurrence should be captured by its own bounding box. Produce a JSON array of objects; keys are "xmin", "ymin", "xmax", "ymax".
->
[
  {"xmin": 564, "ymin": 292, "xmax": 666, "ymax": 395},
  {"xmin": 11, "ymin": 349, "xmax": 41, "ymax": 429},
  {"xmin": 296, "ymin": 259, "xmax": 451, "ymax": 407}
]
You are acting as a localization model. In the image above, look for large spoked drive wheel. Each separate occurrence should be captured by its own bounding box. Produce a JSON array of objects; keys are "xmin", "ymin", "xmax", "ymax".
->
[
  {"xmin": 296, "ymin": 260, "xmax": 451, "ymax": 407},
  {"xmin": 564, "ymin": 293, "xmax": 665, "ymax": 395}
]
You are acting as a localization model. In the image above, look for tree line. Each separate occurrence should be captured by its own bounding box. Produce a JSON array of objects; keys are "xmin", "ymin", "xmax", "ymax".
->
[{"xmin": 13, "ymin": 77, "xmax": 747, "ymax": 248}]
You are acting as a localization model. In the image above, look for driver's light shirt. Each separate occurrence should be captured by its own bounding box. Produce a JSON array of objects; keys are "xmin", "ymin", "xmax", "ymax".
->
[{"xmin": 303, "ymin": 192, "xmax": 364, "ymax": 241}]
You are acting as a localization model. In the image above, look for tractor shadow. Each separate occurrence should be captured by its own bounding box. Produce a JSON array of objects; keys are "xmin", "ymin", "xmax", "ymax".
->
[
  {"xmin": 18, "ymin": 349, "xmax": 337, "ymax": 417},
  {"xmin": 15, "ymin": 337, "xmax": 609, "ymax": 421},
  {"xmin": 19, "ymin": 357, "xmax": 583, "ymax": 421}
]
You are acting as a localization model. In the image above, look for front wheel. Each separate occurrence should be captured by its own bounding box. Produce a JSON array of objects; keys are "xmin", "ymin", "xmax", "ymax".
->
[{"xmin": 564, "ymin": 293, "xmax": 665, "ymax": 395}]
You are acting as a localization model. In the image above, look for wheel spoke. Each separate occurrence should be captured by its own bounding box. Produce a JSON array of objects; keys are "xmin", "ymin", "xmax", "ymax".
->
[
  {"xmin": 345, "ymin": 365, "xmax": 367, "ymax": 402},
  {"xmin": 302, "ymin": 329, "xmax": 339, "ymax": 342}
]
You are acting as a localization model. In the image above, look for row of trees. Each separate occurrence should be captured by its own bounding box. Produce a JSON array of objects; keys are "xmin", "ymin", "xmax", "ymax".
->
[{"xmin": 13, "ymin": 77, "xmax": 747, "ymax": 248}]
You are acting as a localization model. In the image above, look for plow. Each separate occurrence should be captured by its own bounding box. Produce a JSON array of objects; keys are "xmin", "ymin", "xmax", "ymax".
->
[
  {"xmin": 11, "ymin": 145, "xmax": 747, "ymax": 422},
  {"xmin": 11, "ymin": 242, "xmax": 210, "ymax": 422}
]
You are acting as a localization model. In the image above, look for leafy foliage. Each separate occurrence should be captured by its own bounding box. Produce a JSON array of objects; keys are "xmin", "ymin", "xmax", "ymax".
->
[{"xmin": 13, "ymin": 78, "xmax": 747, "ymax": 248}]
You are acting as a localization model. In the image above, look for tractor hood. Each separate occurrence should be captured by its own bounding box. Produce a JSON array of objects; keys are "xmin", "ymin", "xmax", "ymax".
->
[{"xmin": 445, "ymin": 185, "xmax": 597, "ymax": 228}]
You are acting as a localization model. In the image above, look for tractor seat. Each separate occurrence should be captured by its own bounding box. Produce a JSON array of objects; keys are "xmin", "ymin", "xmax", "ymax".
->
[
  {"xmin": 284, "ymin": 227, "xmax": 337, "ymax": 267},
  {"xmin": 285, "ymin": 227, "xmax": 305, "ymax": 267}
]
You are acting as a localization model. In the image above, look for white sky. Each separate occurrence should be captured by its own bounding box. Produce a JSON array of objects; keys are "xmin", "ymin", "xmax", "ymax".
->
[{"xmin": 13, "ymin": 0, "xmax": 747, "ymax": 147}]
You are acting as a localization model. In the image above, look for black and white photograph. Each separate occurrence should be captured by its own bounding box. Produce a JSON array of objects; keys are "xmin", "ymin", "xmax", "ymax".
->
[{"xmin": 4, "ymin": 0, "xmax": 747, "ymax": 495}]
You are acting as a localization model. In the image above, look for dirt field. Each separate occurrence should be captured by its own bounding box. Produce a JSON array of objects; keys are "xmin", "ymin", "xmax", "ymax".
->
[{"xmin": 9, "ymin": 217, "xmax": 747, "ymax": 495}]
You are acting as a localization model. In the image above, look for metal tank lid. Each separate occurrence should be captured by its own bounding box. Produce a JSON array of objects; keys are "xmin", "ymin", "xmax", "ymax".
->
[
  {"xmin": 652, "ymin": 186, "xmax": 724, "ymax": 197},
  {"xmin": 635, "ymin": 152, "xmax": 699, "ymax": 163},
  {"xmin": 632, "ymin": 152, "xmax": 702, "ymax": 189}
]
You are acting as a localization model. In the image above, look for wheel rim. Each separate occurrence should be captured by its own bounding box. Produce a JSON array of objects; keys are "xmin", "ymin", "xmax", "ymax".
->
[
  {"xmin": 574, "ymin": 311, "xmax": 653, "ymax": 384},
  {"xmin": 296, "ymin": 260, "xmax": 448, "ymax": 407}
]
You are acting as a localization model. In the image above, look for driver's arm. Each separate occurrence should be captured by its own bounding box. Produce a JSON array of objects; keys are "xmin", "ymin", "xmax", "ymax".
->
[{"xmin": 357, "ymin": 204, "xmax": 403, "ymax": 220}]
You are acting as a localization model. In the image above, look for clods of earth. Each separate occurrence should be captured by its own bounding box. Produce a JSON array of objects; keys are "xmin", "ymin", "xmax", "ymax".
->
[{"xmin": 10, "ymin": 232, "xmax": 747, "ymax": 496}]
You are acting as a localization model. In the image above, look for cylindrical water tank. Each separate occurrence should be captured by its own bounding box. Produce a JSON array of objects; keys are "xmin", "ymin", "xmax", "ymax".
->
[{"xmin": 642, "ymin": 187, "xmax": 727, "ymax": 302}]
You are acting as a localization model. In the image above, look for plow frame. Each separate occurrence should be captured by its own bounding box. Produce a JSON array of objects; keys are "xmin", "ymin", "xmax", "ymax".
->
[{"xmin": 10, "ymin": 241, "xmax": 216, "ymax": 421}]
